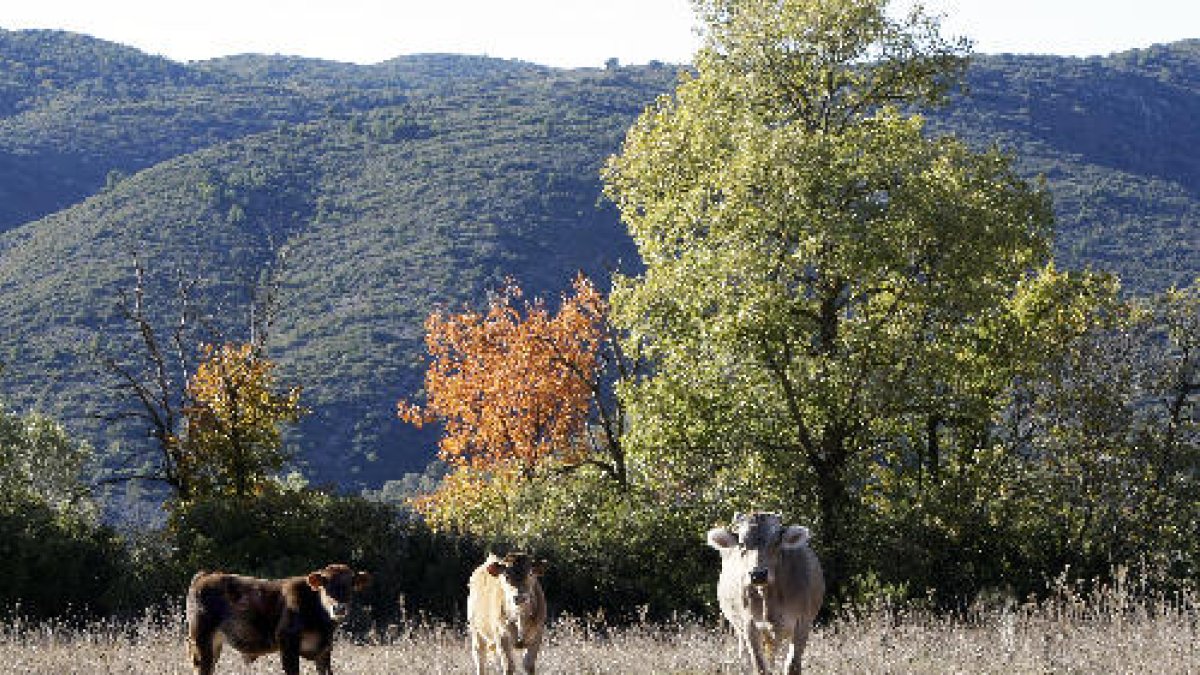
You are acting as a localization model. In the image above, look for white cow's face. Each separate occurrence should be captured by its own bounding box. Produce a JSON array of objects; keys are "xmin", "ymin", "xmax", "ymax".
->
[
  {"xmin": 708, "ymin": 512, "xmax": 810, "ymax": 587},
  {"xmin": 486, "ymin": 553, "xmax": 547, "ymax": 625}
]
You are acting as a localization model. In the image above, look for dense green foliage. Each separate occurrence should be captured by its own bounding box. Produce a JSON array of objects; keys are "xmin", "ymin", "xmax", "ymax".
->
[
  {"xmin": 169, "ymin": 489, "xmax": 488, "ymax": 623},
  {"xmin": 0, "ymin": 465, "xmax": 712, "ymax": 624},
  {"xmin": 428, "ymin": 470, "xmax": 718, "ymax": 620},
  {"xmin": 0, "ymin": 405, "xmax": 94, "ymax": 514},
  {"xmin": 605, "ymin": 0, "xmax": 1068, "ymax": 594},
  {"xmin": 0, "ymin": 405, "xmax": 127, "ymax": 618},
  {"xmin": 0, "ymin": 499, "xmax": 128, "ymax": 619},
  {"xmin": 0, "ymin": 28, "xmax": 1195, "ymax": 495},
  {"xmin": 391, "ymin": 1, "xmax": 1197, "ymax": 612}
]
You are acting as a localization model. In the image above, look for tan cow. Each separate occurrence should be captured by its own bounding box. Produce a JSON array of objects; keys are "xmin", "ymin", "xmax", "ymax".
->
[
  {"xmin": 467, "ymin": 552, "xmax": 548, "ymax": 675},
  {"xmin": 185, "ymin": 564, "xmax": 371, "ymax": 675},
  {"xmin": 707, "ymin": 512, "xmax": 824, "ymax": 674}
]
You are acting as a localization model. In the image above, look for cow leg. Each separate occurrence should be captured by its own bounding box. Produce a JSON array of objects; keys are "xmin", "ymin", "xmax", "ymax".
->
[
  {"xmin": 279, "ymin": 638, "xmax": 302, "ymax": 675},
  {"xmin": 785, "ymin": 620, "xmax": 812, "ymax": 675},
  {"xmin": 734, "ymin": 628, "xmax": 750, "ymax": 670},
  {"xmin": 521, "ymin": 633, "xmax": 543, "ymax": 674},
  {"xmin": 188, "ymin": 624, "xmax": 221, "ymax": 675},
  {"xmin": 470, "ymin": 632, "xmax": 489, "ymax": 675},
  {"xmin": 744, "ymin": 623, "xmax": 771, "ymax": 675},
  {"xmin": 314, "ymin": 650, "xmax": 334, "ymax": 675},
  {"xmin": 279, "ymin": 650, "xmax": 302, "ymax": 675},
  {"xmin": 498, "ymin": 636, "xmax": 520, "ymax": 675}
]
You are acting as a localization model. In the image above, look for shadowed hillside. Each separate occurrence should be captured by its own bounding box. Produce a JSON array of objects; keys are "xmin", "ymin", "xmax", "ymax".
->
[
  {"xmin": 0, "ymin": 30, "xmax": 1196, "ymax": 491},
  {"xmin": 0, "ymin": 42, "xmax": 675, "ymax": 486},
  {"xmin": 934, "ymin": 40, "xmax": 1200, "ymax": 290}
]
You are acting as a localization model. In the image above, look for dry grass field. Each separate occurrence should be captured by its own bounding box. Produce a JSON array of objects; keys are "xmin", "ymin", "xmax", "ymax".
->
[{"xmin": 3, "ymin": 582, "xmax": 1196, "ymax": 674}]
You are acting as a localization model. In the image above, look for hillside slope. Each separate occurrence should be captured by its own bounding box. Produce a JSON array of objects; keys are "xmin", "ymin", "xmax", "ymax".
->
[
  {"xmin": 0, "ymin": 59, "xmax": 674, "ymax": 485},
  {"xmin": 936, "ymin": 41, "xmax": 1200, "ymax": 289},
  {"xmin": 0, "ymin": 33, "xmax": 1195, "ymax": 489},
  {"xmin": 0, "ymin": 30, "xmax": 555, "ymax": 231}
]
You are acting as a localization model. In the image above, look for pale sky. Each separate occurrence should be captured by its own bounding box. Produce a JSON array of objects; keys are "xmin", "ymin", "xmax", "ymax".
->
[{"xmin": 2, "ymin": 0, "xmax": 1197, "ymax": 68}]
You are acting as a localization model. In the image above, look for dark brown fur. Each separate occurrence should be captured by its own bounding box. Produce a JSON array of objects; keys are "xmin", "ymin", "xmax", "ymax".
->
[{"xmin": 185, "ymin": 564, "xmax": 370, "ymax": 675}]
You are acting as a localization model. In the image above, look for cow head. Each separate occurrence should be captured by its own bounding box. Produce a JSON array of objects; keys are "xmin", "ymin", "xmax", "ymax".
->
[
  {"xmin": 306, "ymin": 564, "xmax": 372, "ymax": 623},
  {"xmin": 485, "ymin": 552, "xmax": 547, "ymax": 644},
  {"xmin": 707, "ymin": 512, "xmax": 810, "ymax": 587}
]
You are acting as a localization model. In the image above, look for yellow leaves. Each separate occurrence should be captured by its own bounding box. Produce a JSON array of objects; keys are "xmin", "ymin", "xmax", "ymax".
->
[
  {"xmin": 188, "ymin": 344, "xmax": 302, "ymax": 422},
  {"xmin": 1002, "ymin": 265, "xmax": 1124, "ymax": 346},
  {"xmin": 408, "ymin": 464, "xmax": 521, "ymax": 533},
  {"xmin": 181, "ymin": 342, "xmax": 306, "ymax": 499}
]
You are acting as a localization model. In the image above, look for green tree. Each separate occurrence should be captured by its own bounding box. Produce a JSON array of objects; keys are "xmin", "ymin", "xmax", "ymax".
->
[
  {"xmin": 0, "ymin": 406, "xmax": 95, "ymax": 519},
  {"xmin": 859, "ymin": 268, "xmax": 1127, "ymax": 600},
  {"xmin": 0, "ymin": 406, "xmax": 129, "ymax": 619},
  {"xmin": 603, "ymin": 0, "xmax": 1073, "ymax": 592},
  {"xmin": 993, "ymin": 281, "xmax": 1199, "ymax": 585}
]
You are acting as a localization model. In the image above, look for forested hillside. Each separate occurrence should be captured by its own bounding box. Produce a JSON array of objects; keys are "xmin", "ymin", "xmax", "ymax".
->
[
  {"xmin": 0, "ymin": 29, "xmax": 1196, "ymax": 491},
  {"xmin": 936, "ymin": 40, "xmax": 1200, "ymax": 290}
]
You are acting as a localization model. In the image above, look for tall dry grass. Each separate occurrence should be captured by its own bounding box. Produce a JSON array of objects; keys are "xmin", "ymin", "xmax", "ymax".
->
[{"xmin": 2, "ymin": 576, "xmax": 1196, "ymax": 673}]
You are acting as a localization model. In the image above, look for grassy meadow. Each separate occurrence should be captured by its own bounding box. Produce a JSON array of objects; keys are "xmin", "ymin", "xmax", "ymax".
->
[{"xmin": 3, "ymin": 579, "xmax": 1196, "ymax": 674}]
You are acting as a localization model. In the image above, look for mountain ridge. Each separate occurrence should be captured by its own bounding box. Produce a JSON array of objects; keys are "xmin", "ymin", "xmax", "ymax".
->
[{"xmin": 0, "ymin": 30, "xmax": 1195, "ymax": 490}]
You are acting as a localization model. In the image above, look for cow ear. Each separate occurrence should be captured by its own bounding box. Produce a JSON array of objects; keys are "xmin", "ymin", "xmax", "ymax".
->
[
  {"xmin": 781, "ymin": 525, "xmax": 810, "ymax": 549},
  {"xmin": 707, "ymin": 527, "xmax": 738, "ymax": 551},
  {"xmin": 486, "ymin": 561, "xmax": 504, "ymax": 577},
  {"xmin": 353, "ymin": 571, "xmax": 372, "ymax": 591},
  {"xmin": 531, "ymin": 560, "xmax": 549, "ymax": 576},
  {"xmin": 307, "ymin": 572, "xmax": 327, "ymax": 590}
]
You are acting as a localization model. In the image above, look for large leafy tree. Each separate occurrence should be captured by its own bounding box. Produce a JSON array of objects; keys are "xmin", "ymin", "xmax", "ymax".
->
[
  {"xmin": 998, "ymin": 281, "xmax": 1200, "ymax": 582},
  {"xmin": 603, "ymin": 0, "xmax": 1069, "ymax": 589}
]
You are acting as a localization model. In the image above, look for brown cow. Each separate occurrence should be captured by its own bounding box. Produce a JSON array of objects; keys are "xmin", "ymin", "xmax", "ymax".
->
[
  {"xmin": 185, "ymin": 564, "xmax": 371, "ymax": 675},
  {"xmin": 467, "ymin": 552, "xmax": 548, "ymax": 675}
]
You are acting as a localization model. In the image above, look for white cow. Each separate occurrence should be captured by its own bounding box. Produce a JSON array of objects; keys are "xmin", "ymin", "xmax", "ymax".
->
[
  {"xmin": 708, "ymin": 512, "xmax": 824, "ymax": 674},
  {"xmin": 467, "ymin": 552, "xmax": 548, "ymax": 675}
]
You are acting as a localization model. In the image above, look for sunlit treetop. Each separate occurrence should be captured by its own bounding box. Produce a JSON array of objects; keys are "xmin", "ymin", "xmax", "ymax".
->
[{"xmin": 399, "ymin": 275, "xmax": 608, "ymax": 478}]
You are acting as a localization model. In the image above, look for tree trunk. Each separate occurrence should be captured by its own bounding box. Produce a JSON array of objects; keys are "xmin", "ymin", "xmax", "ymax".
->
[
  {"xmin": 926, "ymin": 414, "xmax": 942, "ymax": 482},
  {"xmin": 805, "ymin": 434, "xmax": 854, "ymax": 600}
]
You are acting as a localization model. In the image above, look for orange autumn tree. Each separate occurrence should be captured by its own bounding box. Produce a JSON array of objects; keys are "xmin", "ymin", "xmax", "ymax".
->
[
  {"xmin": 181, "ymin": 342, "xmax": 305, "ymax": 500},
  {"xmin": 399, "ymin": 275, "xmax": 626, "ymax": 526}
]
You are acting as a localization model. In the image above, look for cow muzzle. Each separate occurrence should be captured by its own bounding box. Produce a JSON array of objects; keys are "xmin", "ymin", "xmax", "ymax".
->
[
  {"xmin": 511, "ymin": 618, "xmax": 532, "ymax": 649},
  {"xmin": 749, "ymin": 567, "xmax": 769, "ymax": 586}
]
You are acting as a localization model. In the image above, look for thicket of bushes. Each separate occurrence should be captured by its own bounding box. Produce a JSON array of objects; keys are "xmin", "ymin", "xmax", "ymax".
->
[
  {"xmin": 2, "ymin": 274, "xmax": 1198, "ymax": 623},
  {"xmin": 0, "ymin": 499, "xmax": 127, "ymax": 618},
  {"xmin": 0, "ymin": 482, "xmax": 714, "ymax": 624},
  {"xmin": 2, "ymin": 472, "xmax": 1195, "ymax": 627}
]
